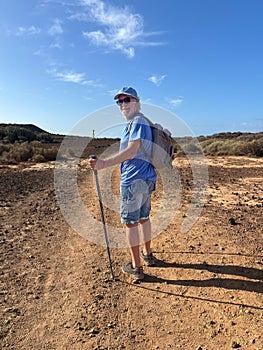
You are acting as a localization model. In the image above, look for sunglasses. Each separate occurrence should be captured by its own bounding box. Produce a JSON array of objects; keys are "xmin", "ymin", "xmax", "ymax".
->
[{"xmin": 116, "ymin": 97, "xmax": 131, "ymax": 105}]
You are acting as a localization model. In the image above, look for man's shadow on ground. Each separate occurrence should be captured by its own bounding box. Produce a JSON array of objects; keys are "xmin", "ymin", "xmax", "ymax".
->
[{"xmin": 143, "ymin": 257, "xmax": 263, "ymax": 294}]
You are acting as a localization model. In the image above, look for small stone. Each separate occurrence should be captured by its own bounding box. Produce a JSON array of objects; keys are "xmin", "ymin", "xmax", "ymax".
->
[
  {"xmin": 107, "ymin": 323, "xmax": 115, "ymax": 328},
  {"xmin": 229, "ymin": 217, "xmax": 237, "ymax": 225},
  {"xmin": 132, "ymin": 279, "xmax": 141, "ymax": 284},
  {"xmin": 95, "ymin": 294, "xmax": 104, "ymax": 300},
  {"xmin": 232, "ymin": 341, "xmax": 241, "ymax": 348},
  {"xmin": 88, "ymin": 328, "xmax": 100, "ymax": 335}
]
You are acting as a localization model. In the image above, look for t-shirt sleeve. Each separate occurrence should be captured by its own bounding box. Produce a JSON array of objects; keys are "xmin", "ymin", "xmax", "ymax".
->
[{"xmin": 128, "ymin": 116, "xmax": 148, "ymax": 142}]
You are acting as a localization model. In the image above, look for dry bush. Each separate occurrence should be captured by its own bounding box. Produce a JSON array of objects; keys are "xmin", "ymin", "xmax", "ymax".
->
[
  {"xmin": 0, "ymin": 144, "xmax": 10, "ymax": 156},
  {"xmin": 9, "ymin": 143, "xmax": 33, "ymax": 162},
  {"xmin": 202, "ymin": 140, "xmax": 225, "ymax": 155},
  {"xmin": 0, "ymin": 141, "xmax": 58, "ymax": 164},
  {"xmin": 200, "ymin": 138, "xmax": 263, "ymax": 157},
  {"xmin": 234, "ymin": 139, "xmax": 263, "ymax": 157},
  {"xmin": 30, "ymin": 140, "xmax": 42, "ymax": 146},
  {"xmin": 31, "ymin": 154, "xmax": 45, "ymax": 163},
  {"xmin": 42, "ymin": 148, "xmax": 58, "ymax": 161},
  {"xmin": 178, "ymin": 142, "xmax": 202, "ymax": 155},
  {"xmin": 0, "ymin": 149, "xmax": 17, "ymax": 165}
]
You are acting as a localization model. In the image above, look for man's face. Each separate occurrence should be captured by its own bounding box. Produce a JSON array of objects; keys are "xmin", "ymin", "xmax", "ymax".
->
[{"xmin": 116, "ymin": 94, "xmax": 138, "ymax": 119}]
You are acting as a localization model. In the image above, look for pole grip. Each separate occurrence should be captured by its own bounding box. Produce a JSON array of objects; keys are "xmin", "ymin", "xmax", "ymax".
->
[
  {"xmin": 89, "ymin": 155, "xmax": 97, "ymax": 174},
  {"xmin": 89, "ymin": 154, "xmax": 97, "ymax": 159}
]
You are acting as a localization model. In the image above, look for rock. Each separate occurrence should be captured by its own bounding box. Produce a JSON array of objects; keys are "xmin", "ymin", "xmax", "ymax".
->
[
  {"xmin": 88, "ymin": 328, "xmax": 100, "ymax": 335},
  {"xmin": 107, "ymin": 322, "xmax": 116, "ymax": 328},
  {"xmin": 95, "ymin": 294, "xmax": 104, "ymax": 300},
  {"xmin": 229, "ymin": 217, "xmax": 237, "ymax": 225},
  {"xmin": 132, "ymin": 279, "xmax": 141, "ymax": 284},
  {"xmin": 232, "ymin": 341, "xmax": 241, "ymax": 348}
]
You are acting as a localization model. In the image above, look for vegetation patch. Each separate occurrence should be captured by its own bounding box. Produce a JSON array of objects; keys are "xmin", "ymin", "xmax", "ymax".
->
[{"xmin": 0, "ymin": 124, "xmax": 262, "ymax": 164}]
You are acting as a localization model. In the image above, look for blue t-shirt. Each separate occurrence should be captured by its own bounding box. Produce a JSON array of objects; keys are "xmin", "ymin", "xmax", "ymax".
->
[{"xmin": 119, "ymin": 115, "xmax": 157, "ymax": 186}]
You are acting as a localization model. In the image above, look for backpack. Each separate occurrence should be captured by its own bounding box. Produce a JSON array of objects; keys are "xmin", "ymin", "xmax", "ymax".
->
[{"xmin": 135, "ymin": 113, "xmax": 174, "ymax": 169}]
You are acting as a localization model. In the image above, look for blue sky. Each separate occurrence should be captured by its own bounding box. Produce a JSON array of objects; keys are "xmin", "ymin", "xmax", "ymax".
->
[{"xmin": 0, "ymin": 0, "xmax": 263, "ymax": 137}]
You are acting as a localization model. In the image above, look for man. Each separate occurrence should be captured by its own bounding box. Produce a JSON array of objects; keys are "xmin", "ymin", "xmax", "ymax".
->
[{"xmin": 88, "ymin": 87, "xmax": 157, "ymax": 281}]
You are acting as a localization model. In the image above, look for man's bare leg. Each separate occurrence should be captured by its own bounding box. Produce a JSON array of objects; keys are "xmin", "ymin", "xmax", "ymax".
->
[
  {"xmin": 140, "ymin": 218, "xmax": 152, "ymax": 256},
  {"xmin": 126, "ymin": 224, "xmax": 141, "ymax": 268}
]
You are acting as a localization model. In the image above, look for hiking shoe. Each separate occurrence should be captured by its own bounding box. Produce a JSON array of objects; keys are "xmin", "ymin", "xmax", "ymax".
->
[
  {"xmin": 140, "ymin": 251, "xmax": 157, "ymax": 266},
  {"xmin": 122, "ymin": 262, "xmax": 144, "ymax": 280}
]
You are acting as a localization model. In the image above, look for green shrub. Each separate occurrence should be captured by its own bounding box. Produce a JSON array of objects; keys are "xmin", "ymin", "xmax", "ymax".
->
[
  {"xmin": 38, "ymin": 133, "xmax": 53, "ymax": 143},
  {"xmin": 17, "ymin": 128, "xmax": 36, "ymax": 142},
  {"xmin": 5, "ymin": 126, "xmax": 18, "ymax": 143},
  {"xmin": 199, "ymin": 138, "xmax": 217, "ymax": 148},
  {"xmin": 204, "ymin": 140, "xmax": 225, "ymax": 155}
]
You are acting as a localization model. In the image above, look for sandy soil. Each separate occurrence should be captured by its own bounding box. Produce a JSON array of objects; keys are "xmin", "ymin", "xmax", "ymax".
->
[{"xmin": 0, "ymin": 155, "xmax": 262, "ymax": 350}]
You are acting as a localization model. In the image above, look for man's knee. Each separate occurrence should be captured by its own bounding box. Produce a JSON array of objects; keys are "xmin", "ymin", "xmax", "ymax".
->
[
  {"xmin": 126, "ymin": 223, "xmax": 139, "ymax": 228},
  {"xmin": 139, "ymin": 218, "xmax": 149, "ymax": 225}
]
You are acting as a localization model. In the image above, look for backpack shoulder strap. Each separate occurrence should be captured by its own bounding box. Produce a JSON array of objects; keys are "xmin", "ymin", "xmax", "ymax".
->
[{"xmin": 136, "ymin": 112, "xmax": 153, "ymax": 127}]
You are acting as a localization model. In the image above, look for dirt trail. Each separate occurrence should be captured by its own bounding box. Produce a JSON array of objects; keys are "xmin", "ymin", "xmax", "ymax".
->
[{"xmin": 1, "ymin": 156, "xmax": 263, "ymax": 350}]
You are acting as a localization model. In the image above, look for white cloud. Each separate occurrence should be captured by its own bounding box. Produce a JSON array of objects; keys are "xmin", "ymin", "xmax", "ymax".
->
[
  {"xmin": 49, "ymin": 41, "xmax": 62, "ymax": 49},
  {"xmin": 168, "ymin": 97, "xmax": 184, "ymax": 107},
  {"xmin": 48, "ymin": 19, "xmax": 63, "ymax": 36},
  {"xmin": 148, "ymin": 75, "xmax": 166, "ymax": 86},
  {"xmin": 47, "ymin": 68, "xmax": 97, "ymax": 85},
  {"xmin": 11, "ymin": 26, "xmax": 41, "ymax": 36},
  {"xmin": 80, "ymin": 0, "xmax": 165, "ymax": 58}
]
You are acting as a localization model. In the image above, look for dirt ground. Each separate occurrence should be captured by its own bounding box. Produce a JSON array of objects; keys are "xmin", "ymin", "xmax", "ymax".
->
[{"xmin": 0, "ymin": 154, "xmax": 262, "ymax": 350}]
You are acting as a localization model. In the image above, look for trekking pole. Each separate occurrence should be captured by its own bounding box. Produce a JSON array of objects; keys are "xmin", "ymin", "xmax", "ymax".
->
[{"xmin": 89, "ymin": 155, "xmax": 115, "ymax": 280}]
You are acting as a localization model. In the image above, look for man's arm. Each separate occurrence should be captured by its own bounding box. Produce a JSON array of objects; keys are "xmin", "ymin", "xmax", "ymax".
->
[{"xmin": 88, "ymin": 139, "xmax": 141, "ymax": 171}]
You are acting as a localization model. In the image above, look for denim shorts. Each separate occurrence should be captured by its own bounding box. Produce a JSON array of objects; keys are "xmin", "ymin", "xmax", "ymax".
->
[{"xmin": 120, "ymin": 180, "xmax": 155, "ymax": 225}]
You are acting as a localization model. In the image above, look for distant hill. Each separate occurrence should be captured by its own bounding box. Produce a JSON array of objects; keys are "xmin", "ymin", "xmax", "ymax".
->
[
  {"xmin": 0, "ymin": 123, "xmax": 262, "ymax": 157},
  {"xmin": 1, "ymin": 123, "xmax": 262, "ymax": 140},
  {"xmin": 0, "ymin": 123, "xmax": 56, "ymax": 143},
  {"xmin": 0, "ymin": 123, "xmax": 51, "ymax": 135}
]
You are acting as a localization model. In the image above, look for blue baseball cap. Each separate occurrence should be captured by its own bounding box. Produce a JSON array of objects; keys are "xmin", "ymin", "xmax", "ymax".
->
[{"xmin": 114, "ymin": 86, "xmax": 139, "ymax": 100}]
